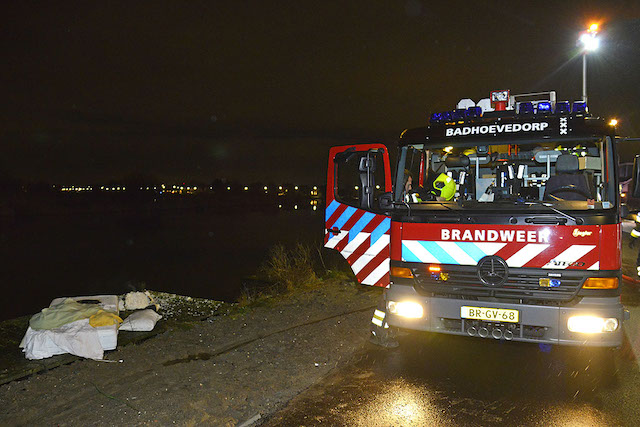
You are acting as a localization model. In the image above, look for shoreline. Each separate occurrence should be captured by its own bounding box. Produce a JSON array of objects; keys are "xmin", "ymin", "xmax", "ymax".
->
[{"xmin": 0, "ymin": 278, "xmax": 382, "ymax": 425}]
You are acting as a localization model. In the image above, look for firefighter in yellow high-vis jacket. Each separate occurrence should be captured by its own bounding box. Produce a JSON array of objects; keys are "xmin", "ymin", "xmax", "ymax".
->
[{"xmin": 631, "ymin": 215, "xmax": 640, "ymax": 276}]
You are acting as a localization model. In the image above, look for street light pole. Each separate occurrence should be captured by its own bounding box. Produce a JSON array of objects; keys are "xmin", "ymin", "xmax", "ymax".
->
[
  {"xmin": 578, "ymin": 23, "xmax": 599, "ymax": 104},
  {"xmin": 582, "ymin": 52, "xmax": 587, "ymax": 103}
]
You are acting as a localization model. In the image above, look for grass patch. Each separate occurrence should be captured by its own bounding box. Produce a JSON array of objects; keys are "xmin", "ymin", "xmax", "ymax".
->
[
  {"xmin": 239, "ymin": 243, "xmax": 335, "ymax": 307},
  {"xmin": 260, "ymin": 243, "xmax": 321, "ymax": 291}
]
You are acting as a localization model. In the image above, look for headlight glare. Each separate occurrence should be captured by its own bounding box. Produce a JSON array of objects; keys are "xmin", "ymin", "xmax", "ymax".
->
[
  {"xmin": 567, "ymin": 315, "xmax": 619, "ymax": 333},
  {"xmin": 387, "ymin": 300, "xmax": 424, "ymax": 319}
]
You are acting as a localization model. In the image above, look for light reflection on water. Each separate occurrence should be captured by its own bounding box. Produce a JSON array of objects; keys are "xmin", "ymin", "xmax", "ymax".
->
[{"xmin": 345, "ymin": 379, "xmax": 446, "ymax": 426}]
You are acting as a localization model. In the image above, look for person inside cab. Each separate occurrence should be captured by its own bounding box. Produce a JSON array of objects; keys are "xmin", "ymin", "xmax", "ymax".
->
[
  {"xmin": 404, "ymin": 169, "xmax": 455, "ymax": 203},
  {"xmin": 404, "ymin": 170, "xmax": 429, "ymax": 203}
]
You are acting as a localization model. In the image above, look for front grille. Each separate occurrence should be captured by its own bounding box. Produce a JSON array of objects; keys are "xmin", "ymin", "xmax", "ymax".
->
[
  {"xmin": 413, "ymin": 265, "xmax": 585, "ymax": 303},
  {"xmin": 477, "ymin": 256, "xmax": 508, "ymax": 286}
]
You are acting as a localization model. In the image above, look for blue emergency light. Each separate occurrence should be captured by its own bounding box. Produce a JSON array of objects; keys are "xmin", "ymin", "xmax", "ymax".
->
[
  {"xmin": 442, "ymin": 111, "xmax": 453, "ymax": 122},
  {"xmin": 452, "ymin": 109, "xmax": 466, "ymax": 121},
  {"xmin": 572, "ymin": 101, "xmax": 588, "ymax": 114},
  {"xmin": 518, "ymin": 102, "xmax": 534, "ymax": 115},
  {"xmin": 430, "ymin": 112, "xmax": 443, "ymax": 124},
  {"xmin": 536, "ymin": 102, "xmax": 552, "ymax": 114},
  {"xmin": 465, "ymin": 106, "xmax": 482, "ymax": 118},
  {"xmin": 555, "ymin": 101, "xmax": 571, "ymax": 115}
]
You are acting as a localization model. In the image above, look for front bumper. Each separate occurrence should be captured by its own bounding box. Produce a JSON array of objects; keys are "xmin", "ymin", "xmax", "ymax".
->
[{"xmin": 386, "ymin": 285, "xmax": 627, "ymax": 347}]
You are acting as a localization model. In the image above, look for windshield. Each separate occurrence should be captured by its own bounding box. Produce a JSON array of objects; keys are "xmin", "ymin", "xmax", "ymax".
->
[{"xmin": 395, "ymin": 137, "xmax": 616, "ymax": 210}]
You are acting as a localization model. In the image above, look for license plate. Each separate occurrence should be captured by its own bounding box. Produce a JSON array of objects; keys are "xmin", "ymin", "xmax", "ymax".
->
[{"xmin": 461, "ymin": 306, "xmax": 519, "ymax": 323}]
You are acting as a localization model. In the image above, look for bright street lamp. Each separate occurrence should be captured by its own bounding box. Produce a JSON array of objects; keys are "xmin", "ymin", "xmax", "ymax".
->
[{"xmin": 578, "ymin": 23, "xmax": 600, "ymax": 104}]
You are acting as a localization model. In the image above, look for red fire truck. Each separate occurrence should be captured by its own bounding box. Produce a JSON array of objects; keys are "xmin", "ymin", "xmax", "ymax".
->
[{"xmin": 325, "ymin": 90, "xmax": 628, "ymax": 347}]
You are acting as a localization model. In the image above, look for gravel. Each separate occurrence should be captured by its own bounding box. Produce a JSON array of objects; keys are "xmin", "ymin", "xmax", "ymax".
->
[{"xmin": 0, "ymin": 281, "xmax": 381, "ymax": 426}]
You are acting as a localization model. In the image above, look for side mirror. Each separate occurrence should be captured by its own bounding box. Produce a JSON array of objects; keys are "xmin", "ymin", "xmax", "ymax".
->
[
  {"xmin": 632, "ymin": 155, "xmax": 640, "ymax": 199},
  {"xmin": 379, "ymin": 192, "xmax": 393, "ymax": 210}
]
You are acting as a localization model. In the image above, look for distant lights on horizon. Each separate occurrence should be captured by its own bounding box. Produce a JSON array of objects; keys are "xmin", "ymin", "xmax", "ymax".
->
[{"xmin": 58, "ymin": 183, "xmax": 321, "ymax": 194}]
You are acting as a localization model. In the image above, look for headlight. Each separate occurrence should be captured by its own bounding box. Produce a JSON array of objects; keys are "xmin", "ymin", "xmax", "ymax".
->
[
  {"xmin": 388, "ymin": 301, "xmax": 424, "ymax": 319},
  {"xmin": 567, "ymin": 316, "xmax": 619, "ymax": 333}
]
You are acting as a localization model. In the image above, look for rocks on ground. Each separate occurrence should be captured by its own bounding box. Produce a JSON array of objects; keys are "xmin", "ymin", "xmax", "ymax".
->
[{"xmin": 0, "ymin": 280, "xmax": 382, "ymax": 426}]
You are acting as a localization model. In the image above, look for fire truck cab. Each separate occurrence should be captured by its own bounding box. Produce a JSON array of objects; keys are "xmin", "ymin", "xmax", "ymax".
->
[{"xmin": 325, "ymin": 90, "xmax": 628, "ymax": 347}]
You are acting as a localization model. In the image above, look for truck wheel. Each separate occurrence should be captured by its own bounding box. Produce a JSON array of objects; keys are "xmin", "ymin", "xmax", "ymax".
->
[{"xmin": 369, "ymin": 298, "xmax": 399, "ymax": 348}]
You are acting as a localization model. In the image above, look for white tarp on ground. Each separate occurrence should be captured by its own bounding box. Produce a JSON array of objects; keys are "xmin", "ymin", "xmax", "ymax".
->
[
  {"xmin": 119, "ymin": 309, "xmax": 162, "ymax": 332},
  {"xmin": 20, "ymin": 318, "xmax": 104, "ymax": 360},
  {"xmin": 20, "ymin": 295, "xmax": 121, "ymax": 360}
]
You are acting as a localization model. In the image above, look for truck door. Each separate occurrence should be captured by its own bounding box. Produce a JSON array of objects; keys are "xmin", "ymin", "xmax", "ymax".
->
[{"xmin": 325, "ymin": 144, "xmax": 392, "ymax": 287}]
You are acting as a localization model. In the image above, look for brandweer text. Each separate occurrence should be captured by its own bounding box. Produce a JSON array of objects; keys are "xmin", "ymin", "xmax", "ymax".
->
[{"xmin": 441, "ymin": 229, "xmax": 550, "ymax": 243}]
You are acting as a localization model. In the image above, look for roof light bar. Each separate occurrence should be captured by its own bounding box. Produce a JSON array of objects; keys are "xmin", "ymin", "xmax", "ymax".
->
[
  {"xmin": 518, "ymin": 102, "xmax": 534, "ymax": 115},
  {"xmin": 572, "ymin": 101, "xmax": 588, "ymax": 114},
  {"xmin": 536, "ymin": 101, "xmax": 552, "ymax": 114},
  {"xmin": 555, "ymin": 101, "xmax": 571, "ymax": 115},
  {"xmin": 465, "ymin": 106, "xmax": 482, "ymax": 119},
  {"xmin": 428, "ymin": 95, "xmax": 588, "ymax": 126},
  {"xmin": 452, "ymin": 109, "xmax": 466, "ymax": 121}
]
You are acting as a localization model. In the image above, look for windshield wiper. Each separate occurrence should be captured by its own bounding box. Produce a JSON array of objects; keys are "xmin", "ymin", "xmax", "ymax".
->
[
  {"xmin": 422, "ymin": 200, "xmax": 467, "ymax": 222},
  {"xmin": 515, "ymin": 199, "xmax": 579, "ymax": 224}
]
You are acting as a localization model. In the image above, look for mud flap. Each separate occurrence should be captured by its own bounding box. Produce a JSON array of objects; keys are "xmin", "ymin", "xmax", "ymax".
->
[{"xmin": 369, "ymin": 297, "xmax": 398, "ymax": 348}]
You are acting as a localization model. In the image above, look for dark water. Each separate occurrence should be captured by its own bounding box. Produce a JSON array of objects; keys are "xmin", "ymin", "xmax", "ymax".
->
[{"xmin": 0, "ymin": 209, "xmax": 324, "ymax": 320}]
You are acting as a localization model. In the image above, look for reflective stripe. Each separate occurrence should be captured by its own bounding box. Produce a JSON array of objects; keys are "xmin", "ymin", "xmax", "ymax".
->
[
  {"xmin": 402, "ymin": 241, "xmax": 439, "ymax": 264},
  {"xmin": 505, "ymin": 244, "xmax": 549, "ymax": 268},
  {"xmin": 352, "ymin": 235, "xmax": 390, "ymax": 274},
  {"xmin": 374, "ymin": 309, "xmax": 386, "ymax": 319},
  {"xmin": 330, "ymin": 206, "xmax": 357, "ymax": 230},
  {"xmin": 325, "ymin": 230, "xmax": 348, "ymax": 249},
  {"xmin": 418, "ymin": 242, "xmax": 457, "ymax": 265},
  {"xmin": 371, "ymin": 316, "xmax": 383, "ymax": 327},
  {"xmin": 341, "ymin": 232, "xmax": 370, "ymax": 257},
  {"xmin": 436, "ymin": 241, "xmax": 477, "ymax": 265},
  {"xmin": 455, "ymin": 242, "xmax": 489, "ymax": 264},
  {"xmin": 632, "ymin": 229, "xmax": 640, "ymax": 238},
  {"xmin": 349, "ymin": 212, "xmax": 376, "ymax": 242},
  {"xmin": 543, "ymin": 245, "xmax": 596, "ymax": 269},
  {"xmin": 362, "ymin": 258, "xmax": 390, "ymax": 285},
  {"xmin": 325, "ymin": 199, "xmax": 340, "ymax": 222},
  {"xmin": 370, "ymin": 218, "xmax": 391, "ymax": 246},
  {"xmin": 463, "ymin": 242, "xmax": 506, "ymax": 257}
]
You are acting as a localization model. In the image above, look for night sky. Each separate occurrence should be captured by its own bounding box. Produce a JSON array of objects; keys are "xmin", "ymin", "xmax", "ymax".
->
[{"xmin": 2, "ymin": 1, "xmax": 639, "ymax": 185}]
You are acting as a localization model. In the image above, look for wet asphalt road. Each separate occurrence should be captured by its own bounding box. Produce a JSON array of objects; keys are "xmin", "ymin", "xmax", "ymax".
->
[
  {"xmin": 266, "ymin": 321, "xmax": 640, "ymax": 426},
  {"xmin": 266, "ymin": 231, "xmax": 640, "ymax": 426}
]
